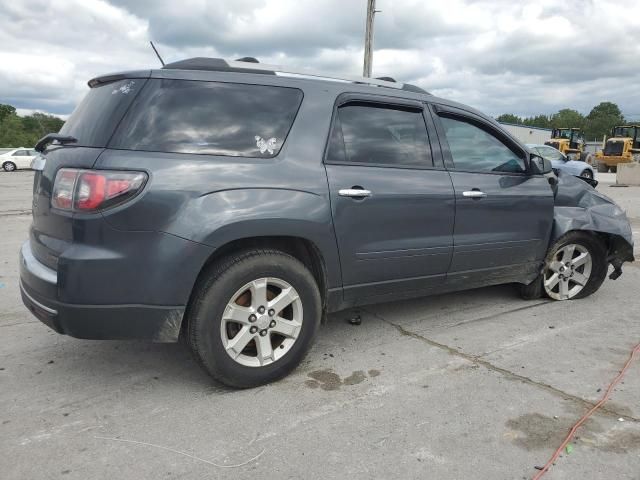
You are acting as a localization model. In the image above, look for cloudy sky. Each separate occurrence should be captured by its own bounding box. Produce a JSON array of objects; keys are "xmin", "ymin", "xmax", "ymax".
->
[{"xmin": 1, "ymin": 0, "xmax": 639, "ymax": 120}]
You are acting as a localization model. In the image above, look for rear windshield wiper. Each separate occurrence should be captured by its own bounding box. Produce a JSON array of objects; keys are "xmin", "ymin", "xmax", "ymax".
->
[{"xmin": 35, "ymin": 133, "xmax": 78, "ymax": 152}]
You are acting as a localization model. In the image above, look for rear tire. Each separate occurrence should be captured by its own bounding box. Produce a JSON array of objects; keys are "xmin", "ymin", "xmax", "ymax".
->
[
  {"xmin": 610, "ymin": 165, "xmax": 617, "ymax": 173},
  {"xmin": 2, "ymin": 161, "xmax": 16, "ymax": 172},
  {"xmin": 596, "ymin": 162, "xmax": 608, "ymax": 173},
  {"xmin": 187, "ymin": 249, "xmax": 321, "ymax": 388},
  {"xmin": 520, "ymin": 232, "xmax": 607, "ymax": 301}
]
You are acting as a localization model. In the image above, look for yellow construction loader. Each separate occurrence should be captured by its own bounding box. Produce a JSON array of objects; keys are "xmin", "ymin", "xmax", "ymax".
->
[
  {"xmin": 595, "ymin": 125, "xmax": 640, "ymax": 173},
  {"xmin": 545, "ymin": 128, "xmax": 591, "ymax": 162}
]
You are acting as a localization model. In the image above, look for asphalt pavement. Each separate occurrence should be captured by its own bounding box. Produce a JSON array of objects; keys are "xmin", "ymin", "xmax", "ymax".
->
[{"xmin": 1, "ymin": 170, "xmax": 639, "ymax": 479}]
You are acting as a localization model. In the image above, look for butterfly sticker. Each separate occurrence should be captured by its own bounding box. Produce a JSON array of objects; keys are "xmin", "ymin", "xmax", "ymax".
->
[
  {"xmin": 112, "ymin": 81, "xmax": 135, "ymax": 95},
  {"xmin": 255, "ymin": 136, "xmax": 278, "ymax": 155}
]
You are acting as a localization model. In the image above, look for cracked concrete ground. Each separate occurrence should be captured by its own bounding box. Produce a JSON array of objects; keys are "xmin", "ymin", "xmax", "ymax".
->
[{"xmin": 1, "ymin": 171, "xmax": 639, "ymax": 479}]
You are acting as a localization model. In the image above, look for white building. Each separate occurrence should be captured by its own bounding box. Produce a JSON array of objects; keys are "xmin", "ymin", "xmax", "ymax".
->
[{"xmin": 498, "ymin": 122, "xmax": 552, "ymax": 145}]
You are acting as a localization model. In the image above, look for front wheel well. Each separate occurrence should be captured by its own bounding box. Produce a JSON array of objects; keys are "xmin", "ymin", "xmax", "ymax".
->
[
  {"xmin": 557, "ymin": 230, "xmax": 634, "ymax": 271},
  {"xmin": 551, "ymin": 230, "xmax": 633, "ymax": 266}
]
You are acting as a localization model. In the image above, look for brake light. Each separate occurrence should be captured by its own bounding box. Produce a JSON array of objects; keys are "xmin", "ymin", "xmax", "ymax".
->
[
  {"xmin": 51, "ymin": 169, "xmax": 147, "ymax": 212},
  {"xmin": 76, "ymin": 173, "xmax": 106, "ymax": 210}
]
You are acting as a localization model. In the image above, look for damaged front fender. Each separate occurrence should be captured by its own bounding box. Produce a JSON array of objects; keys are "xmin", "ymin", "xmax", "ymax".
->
[{"xmin": 552, "ymin": 171, "xmax": 634, "ymax": 278}]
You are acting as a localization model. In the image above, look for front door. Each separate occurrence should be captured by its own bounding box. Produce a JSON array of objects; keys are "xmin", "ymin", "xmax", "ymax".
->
[
  {"xmin": 430, "ymin": 106, "xmax": 554, "ymax": 287},
  {"xmin": 325, "ymin": 96, "xmax": 455, "ymax": 303}
]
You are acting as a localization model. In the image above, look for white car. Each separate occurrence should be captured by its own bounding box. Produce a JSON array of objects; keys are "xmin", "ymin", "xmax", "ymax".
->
[
  {"xmin": 0, "ymin": 148, "xmax": 36, "ymax": 172},
  {"xmin": 526, "ymin": 143, "xmax": 595, "ymax": 180}
]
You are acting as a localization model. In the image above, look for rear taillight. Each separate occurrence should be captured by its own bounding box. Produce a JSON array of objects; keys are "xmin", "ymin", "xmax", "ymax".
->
[{"xmin": 51, "ymin": 168, "xmax": 147, "ymax": 212}]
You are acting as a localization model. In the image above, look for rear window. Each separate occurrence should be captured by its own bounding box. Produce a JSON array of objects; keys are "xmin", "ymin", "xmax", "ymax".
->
[
  {"xmin": 59, "ymin": 79, "xmax": 144, "ymax": 148},
  {"xmin": 109, "ymin": 79, "xmax": 303, "ymax": 157}
]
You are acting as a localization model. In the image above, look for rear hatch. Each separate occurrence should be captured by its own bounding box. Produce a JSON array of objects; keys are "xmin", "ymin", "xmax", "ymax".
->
[{"xmin": 31, "ymin": 75, "xmax": 148, "ymax": 269}]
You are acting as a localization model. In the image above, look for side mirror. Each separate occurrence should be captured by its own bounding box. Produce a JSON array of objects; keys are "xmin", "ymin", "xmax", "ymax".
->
[{"xmin": 530, "ymin": 153, "xmax": 553, "ymax": 174}]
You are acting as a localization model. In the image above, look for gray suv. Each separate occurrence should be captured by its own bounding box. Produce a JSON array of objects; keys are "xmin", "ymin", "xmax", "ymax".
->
[{"xmin": 19, "ymin": 58, "xmax": 634, "ymax": 387}]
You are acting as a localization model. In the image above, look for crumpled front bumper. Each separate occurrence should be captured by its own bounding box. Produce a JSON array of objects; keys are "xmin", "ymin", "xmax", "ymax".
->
[{"xmin": 552, "ymin": 171, "xmax": 634, "ymax": 277}]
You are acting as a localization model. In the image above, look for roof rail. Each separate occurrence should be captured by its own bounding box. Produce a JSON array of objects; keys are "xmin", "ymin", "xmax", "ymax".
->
[{"xmin": 162, "ymin": 57, "xmax": 429, "ymax": 94}]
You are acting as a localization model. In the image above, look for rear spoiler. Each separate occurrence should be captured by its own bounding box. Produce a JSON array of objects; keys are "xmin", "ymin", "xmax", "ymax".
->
[
  {"xmin": 87, "ymin": 70, "xmax": 151, "ymax": 88},
  {"xmin": 34, "ymin": 133, "xmax": 77, "ymax": 153}
]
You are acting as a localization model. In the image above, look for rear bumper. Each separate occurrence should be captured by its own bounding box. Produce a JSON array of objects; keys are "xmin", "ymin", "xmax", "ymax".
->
[{"xmin": 19, "ymin": 241, "xmax": 184, "ymax": 342}]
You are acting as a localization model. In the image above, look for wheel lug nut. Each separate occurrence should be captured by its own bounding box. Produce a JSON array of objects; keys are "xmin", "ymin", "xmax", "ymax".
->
[
  {"xmin": 258, "ymin": 306, "xmax": 265, "ymax": 314},
  {"xmin": 249, "ymin": 314, "xmax": 257, "ymax": 323},
  {"xmin": 259, "ymin": 330, "xmax": 268, "ymax": 337},
  {"xmin": 250, "ymin": 326, "xmax": 258, "ymax": 334},
  {"xmin": 270, "ymin": 320, "xmax": 276, "ymax": 328},
  {"xmin": 268, "ymin": 309, "xmax": 275, "ymax": 317}
]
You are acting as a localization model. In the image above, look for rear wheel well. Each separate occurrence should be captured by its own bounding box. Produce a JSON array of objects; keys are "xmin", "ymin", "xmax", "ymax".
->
[{"xmin": 183, "ymin": 236, "xmax": 328, "ymax": 335}]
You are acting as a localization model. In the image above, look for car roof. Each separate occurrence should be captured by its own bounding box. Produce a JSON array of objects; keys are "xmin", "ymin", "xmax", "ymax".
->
[{"xmin": 87, "ymin": 57, "xmax": 499, "ymax": 126}]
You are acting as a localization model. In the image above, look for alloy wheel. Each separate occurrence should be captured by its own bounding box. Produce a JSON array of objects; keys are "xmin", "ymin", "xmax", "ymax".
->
[
  {"xmin": 220, "ymin": 277, "xmax": 303, "ymax": 367},
  {"xmin": 543, "ymin": 243, "xmax": 592, "ymax": 300}
]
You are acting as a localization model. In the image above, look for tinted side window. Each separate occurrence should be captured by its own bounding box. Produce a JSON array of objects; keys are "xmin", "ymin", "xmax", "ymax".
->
[
  {"xmin": 110, "ymin": 79, "xmax": 303, "ymax": 157},
  {"xmin": 326, "ymin": 115, "xmax": 346, "ymax": 163},
  {"xmin": 440, "ymin": 116, "xmax": 526, "ymax": 173},
  {"xmin": 13, "ymin": 150, "xmax": 28, "ymax": 156},
  {"xmin": 327, "ymin": 103, "xmax": 432, "ymax": 168}
]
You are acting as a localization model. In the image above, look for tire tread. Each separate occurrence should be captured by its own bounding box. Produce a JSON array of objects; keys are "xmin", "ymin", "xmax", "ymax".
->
[{"xmin": 187, "ymin": 248, "xmax": 320, "ymax": 388}]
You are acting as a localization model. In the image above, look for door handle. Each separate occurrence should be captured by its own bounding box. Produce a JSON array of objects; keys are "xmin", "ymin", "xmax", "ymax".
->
[
  {"xmin": 462, "ymin": 190, "xmax": 487, "ymax": 198},
  {"xmin": 339, "ymin": 188, "xmax": 372, "ymax": 198}
]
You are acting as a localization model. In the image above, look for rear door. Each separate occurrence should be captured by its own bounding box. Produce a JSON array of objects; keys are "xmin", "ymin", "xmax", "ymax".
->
[
  {"xmin": 325, "ymin": 94, "xmax": 455, "ymax": 302},
  {"xmin": 429, "ymin": 104, "xmax": 554, "ymax": 287}
]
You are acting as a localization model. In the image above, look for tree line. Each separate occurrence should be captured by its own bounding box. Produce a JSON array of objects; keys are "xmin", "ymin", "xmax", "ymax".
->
[
  {"xmin": 0, "ymin": 104, "xmax": 65, "ymax": 148},
  {"xmin": 496, "ymin": 102, "xmax": 630, "ymax": 141},
  {"xmin": 0, "ymin": 100, "xmax": 633, "ymax": 148}
]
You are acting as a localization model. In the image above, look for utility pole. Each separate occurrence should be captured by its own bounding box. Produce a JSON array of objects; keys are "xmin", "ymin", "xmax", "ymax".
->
[{"xmin": 362, "ymin": 0, "xmax": 376, "ymax": 77}]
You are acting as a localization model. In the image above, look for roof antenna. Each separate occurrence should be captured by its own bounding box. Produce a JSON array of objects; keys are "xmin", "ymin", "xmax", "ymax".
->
[{"xmin": 149, "ymin": 41, "xmax": 165, "ymax": 67}]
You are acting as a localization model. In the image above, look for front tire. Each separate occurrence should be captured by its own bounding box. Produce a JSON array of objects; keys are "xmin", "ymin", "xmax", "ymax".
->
[
  {"xmin": 597, "ymin": 162, "xmax": 608, "ymax": 173},
  {"xmin": 521, "ymin": 232, "xmax": 607, "ymax": 301},
  {"xmin": 187, "ymin": 249, "xmax": 321, "ymax": 388},
  {"xmin": 2, "ymin": 161, "xmax": 16, "ymax": 172}
]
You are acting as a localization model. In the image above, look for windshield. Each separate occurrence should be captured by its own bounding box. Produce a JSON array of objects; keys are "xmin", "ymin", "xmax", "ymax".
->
[
  {"xmin": 554, "ymin": 129, "xmax": 583, "ymax": 142},
  {"xmin": 613, "ymin": 126, "xmax": 637, "ymax": 138},
  {"xmin": 534, "ymin": 146, "xmax": 565, "ymax": 162},
  {"xmin": 58, "ymin": 78, "xmax": 145, "ymax": 148}
]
